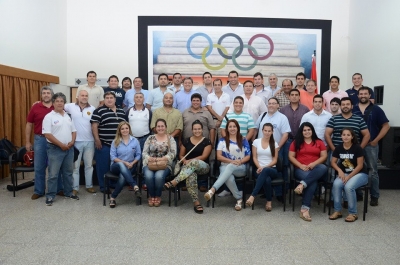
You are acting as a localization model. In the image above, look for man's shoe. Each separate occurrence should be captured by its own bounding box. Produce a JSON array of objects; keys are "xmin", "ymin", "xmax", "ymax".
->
[
  {"xmin": 217, "ymin": 190, "xmax": 231, "ymax": 197},
  {"xmin": 370, "ymin": 197, "xmax": 379, "ymax": 206},
  {"xmin": 342, "ymin": 201, "xmax": 348, "ymax": 209},
  {"xmin": 72, "ymin": 190, "xmax": 78, "ymax": 196},
  {"xmin": 57, "ymin": 191, "xmax": 65, "ymax": 196},
  {"xmin": 66, "ymin": 195, "xmax": 80, "ymax": 200},
  {"xmin": 45, "ymin": 198, "xmax": 53, "ymax": 206},
  {"xmin": 199, "ymin": 186, "xmax": 207, "ymax": 192},
  {"xmin": 31, "ymin": 194, "xmax": 41, "ymax": 200},
  {"xmin": 86, "ymin": 188, "xmax": 96, "ymax": 193}
]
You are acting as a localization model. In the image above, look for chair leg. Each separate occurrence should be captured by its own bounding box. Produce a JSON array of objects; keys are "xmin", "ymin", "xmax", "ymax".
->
[
  {"xmin": 103, "ymin": 175, "xmax": 106, "ymax": 206},
  {"xmin": 282, "ymin": 183, "xmax": 286, "ymax": 212},
  {"xmin": 12, "ymin": 170, "xmax": 16, "ymax": 197},
  {"xmin": 292, "ymin": 187, "xmax": 295, "ymax": 212},
  {"xmin": 363, "ymin": 187, "xmax": 368, "ymax": 221},
  {"xmin": 328, "ymin": 187, "xmax": 332, "ymax": 215},
  {"xmin": 243, "ymin": 178, "xmax": 246, "ymax": 209}
]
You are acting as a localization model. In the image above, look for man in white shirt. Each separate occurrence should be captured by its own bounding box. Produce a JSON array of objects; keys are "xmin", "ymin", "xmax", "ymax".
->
[
  {"xmin": 253, "ymin": 72, "xmax": 272, "ymax": 105},
  {"xmin": 42, "ymin": 92, "xmax": 78, "ymax": 206},
  {"xmin": 64, "ymin": 90, "xmax": 96, "ymax": 195},
  {"xmin": 222, "ymin": 70, "xmax": 243, "ymax": 103},
  {"xmin": 76, "ymin": 71, "xmax": 104, "ymax": 108},
  {"xmin": 266, "ymin": 73, "xmax": 281, "ymax": 96},
  {"xmin": 300, "ymin": 94, "xmax": 332, "ymax": 146},
  {"xmin": 206, "ymin": 79, "xmax": 230, "ymax": 130}
]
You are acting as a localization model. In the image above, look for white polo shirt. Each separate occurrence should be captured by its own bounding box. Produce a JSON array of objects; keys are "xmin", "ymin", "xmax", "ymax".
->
[
  {"xmin": 64, "ymin": 103, "xmax": 95, "ymax": 141},
  {"xmin": 255, "ymin": 111, "xmax": 291, "ymax": 143},
  {"xmin": 300, "ymin": 109, "xmax": 332, "ymax": 146},
  {"xmin": 42, "ymin": 111, "xmax": 77, "ymax": 145},
  {"xmin": 206, "ymin": 92, "xmax": 231, "ymax": 116},
  {"xmin": 127, "ymin": 106, "xmax": 151, "ymax": 137},
  {"xmin": 228, "ymin": 94, "xmax": 268, "ymax": 124}
]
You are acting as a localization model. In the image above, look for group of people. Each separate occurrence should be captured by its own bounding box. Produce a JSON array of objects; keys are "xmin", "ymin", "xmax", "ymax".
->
[{"xmin": 25, "ymin": 70, "xmax": 389, "ymax": 222}]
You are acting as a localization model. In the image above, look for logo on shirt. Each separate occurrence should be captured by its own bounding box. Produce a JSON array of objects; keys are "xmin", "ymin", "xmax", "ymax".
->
[
  {"xmin": 87, "ymin": 111, "xmax": 91, "ymax": 116},
  {"xmin": 54, "ymin": 120, "xmax": 59, "ymax": 125}
]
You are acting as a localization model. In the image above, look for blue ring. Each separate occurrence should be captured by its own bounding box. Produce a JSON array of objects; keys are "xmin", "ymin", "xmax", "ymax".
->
[
  {"xmin": 187, "ymin": 33, "xmax": 213, "ymax": 59},
  {"xmin": 217, "ymin": 33, "xmax": 244, "ymax": 59}
]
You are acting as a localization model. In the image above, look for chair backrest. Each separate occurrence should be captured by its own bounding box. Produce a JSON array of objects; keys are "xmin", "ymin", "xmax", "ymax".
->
[{"xmin": 16, "ymin": 147, "xmax": 28, "ymax": 163}]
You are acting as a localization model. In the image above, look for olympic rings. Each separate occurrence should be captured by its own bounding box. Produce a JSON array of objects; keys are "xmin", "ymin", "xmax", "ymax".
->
[
  {"xmin": 217, "ymin": 33, "xmax": 243, "ymax": 59},
  {"xmin": 232, "ymin": 44, "xmax": 258, "ymax": 71},
  {"xmin": 201, "ymin": 44, "xmax": 228, "ymax": 71},
  {"xmin": 186, "ymin": 33, "xmax": 213, "ymax": 59},
  {"xmin": 248, "ymin": 34, "xmax": 274, "ymax": 60}
]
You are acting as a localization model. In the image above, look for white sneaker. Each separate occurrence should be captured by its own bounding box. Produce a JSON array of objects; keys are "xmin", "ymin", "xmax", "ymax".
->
[{"xmin": 218, "ymin": 190, "xmax": 232, "ymax": 197}]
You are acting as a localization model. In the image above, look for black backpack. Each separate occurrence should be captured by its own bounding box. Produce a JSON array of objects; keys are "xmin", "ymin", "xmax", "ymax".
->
[{"xmin": 0, "ymin": 137, "xmax": 18, "ymax": 159}]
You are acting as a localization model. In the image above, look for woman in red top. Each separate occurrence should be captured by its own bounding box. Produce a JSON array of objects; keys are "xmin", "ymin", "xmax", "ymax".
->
[{"xmin": 289, "ymin": 122, "xmax": 327, "ymax": 221}]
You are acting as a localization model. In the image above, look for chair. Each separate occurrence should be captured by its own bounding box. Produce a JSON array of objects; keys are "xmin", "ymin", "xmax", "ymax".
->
[
  {"xmin": 325, "ymin": 161, "xmax": 372, "ymax": 221},
  {"xmin": 247, "ymin": 157, "xmax": 287, "ymax": 211},
  {"xmin": 8, "ymin": 147, "xmax": 34, "ymax": 197},
  {"xmin": 102, "ymin": 160, "xmax": 142, "ymax": 206}
]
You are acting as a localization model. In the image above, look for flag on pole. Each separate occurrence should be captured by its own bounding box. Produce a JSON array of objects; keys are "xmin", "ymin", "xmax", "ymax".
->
[{"xmin": 311, "ymin": 51, "xmax": 317, "ymax": 93}]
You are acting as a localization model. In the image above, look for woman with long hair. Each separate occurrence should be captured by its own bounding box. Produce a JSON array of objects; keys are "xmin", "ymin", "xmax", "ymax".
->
[
  {"xmin": 142, "ymin": 119, "xmax": 176, "ymax": 207},
  {"xmin": 109, "ymin": 121, "xmax": 142, "ymax": 208},
  {"xmin": 329, "ymin": 128, "xmax": 368, "ymax": 222},
  {"xmin": 289, "ymin": 122, "xmax": 327, "ymax": 221},
  {"xmin": 245, "ymin": 123, "xmax": 278, "ymax": 211},
  {"xmin": 164, "ymin": 120, "xmax": 212, "ymax": 214},
  {"xmin": 204, "ymin": 119, "xmax": 251, "ymax": 211}
]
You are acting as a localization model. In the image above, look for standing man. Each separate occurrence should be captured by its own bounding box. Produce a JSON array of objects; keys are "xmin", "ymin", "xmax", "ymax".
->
[
  {"xmin": 147, "ymin": 73, "xmax": 174, "ymax": 111},
  {"xmin": 124, "ymin": 77, "xmax": 149, "ymax": 109},
  {"xmin": 275, "ymin": 79, "xmax": 293, "ymax": 109},
  {"xmin": 222, "ymin": 71, "xmax": 243, "ymax": 103},
  {"xmin": 322, "ymin": 76, "xmax": 348, "ymax": 112},
  {"xmin": 353, "ymin": 87, "xmax": 389, "ymax": 206},
  {"xmin": 42, "ymin": 92, "xmax": 78, "ymax": 206},
  {"xmin": 91, "ymin": 91, "xmax": 127, "ymax": 193},
  {"xmin": 206, "ymin": 79, "xmax": 230, "ymax": 133},
  {"xmin": 301, "ymin": 94, "xmax": 332, "ymax": 146},
  {"xmin": 266, "ymin": 73, "xmax": 280, "ymax": 96},
  {"xmin": 294, "ymin": 72, "xmax": 307, "ymax": 91},
  {"xmin": 168, "ymin": 73, "xmax": 183, "ymax": 93},
  {"xmin": 174, "ymin": 77, "xmax": 204, "ymax": 113},
  {"xmin": 197, "ymin": 72, "xmax": 214, "ymax": 106},
  {"xmin": 299, "ymin": 80, "xmax": 317, "ymax": 110},
  {"xmin": 76, "ymin": 70, "xmax": 104, "ymax": 108},
  {"xmin": 330, "ymin": 97, "xmax": 341, "ymax": 116},
  {"xmin": 253, "ymin": 72, "xmax": 272, "ymax": 104},
  {"xmin": 64, "ymin": 90, "xmax": 96, "ymax": 195},
  {"xmin": 26, "ymin": 86, "xmax": 63, "ymax": 200},
  {"xmin": 346, "ymin": 73, "xmax": 375, "ymax": 105},
  {"xmin": 103, "ymin": 75, "xmax": 126, "ymax": 109},
  {"xmin": 121, "ymin": 77, "xmax": 132, "ymax": 93}
]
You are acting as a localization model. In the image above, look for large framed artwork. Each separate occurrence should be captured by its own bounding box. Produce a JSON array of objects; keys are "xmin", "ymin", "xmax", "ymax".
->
[{"xmin": 138, "ymin": 16, "xmax": 331, "ymax": 93}]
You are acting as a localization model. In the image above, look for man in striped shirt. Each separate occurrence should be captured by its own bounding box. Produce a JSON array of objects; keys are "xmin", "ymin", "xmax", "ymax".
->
[{"xmin": 91, "ymin": 91, "xmax": 127, "ymax": 193}]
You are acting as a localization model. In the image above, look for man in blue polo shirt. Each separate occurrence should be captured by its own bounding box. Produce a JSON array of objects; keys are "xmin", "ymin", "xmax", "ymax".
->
[
  {"xmin": 124, "ymin": 77, "xmax": 149, "ymax": 109},
  {"xmin": 353, "ymin": 87, "xmax": 389, "ymax": 206},
  {"xmin": 174, "ymin": 77, "xmax": 205, "ymax": 113},
  {"xmin": 147, "ymin": 73, "xmax": 174, "ymax": 111},
  {"xmin": 346, "ymin": 73, "xmax": 375, "ymax": 106}
]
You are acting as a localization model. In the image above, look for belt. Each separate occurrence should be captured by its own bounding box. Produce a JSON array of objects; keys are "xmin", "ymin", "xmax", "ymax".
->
[{"xmin": 35, "ymin": 134, "xmax": 45, "ymax": 137}]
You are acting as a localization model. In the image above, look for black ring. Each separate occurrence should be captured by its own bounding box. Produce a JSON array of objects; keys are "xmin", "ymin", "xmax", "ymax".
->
[{"xmin": 217, "ymin": 33, "xmax": 243, "ymax": 59}]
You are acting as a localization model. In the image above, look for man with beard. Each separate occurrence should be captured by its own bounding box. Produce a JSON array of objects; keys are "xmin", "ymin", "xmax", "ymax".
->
[
  {"xmin": 147, "ymin": 73, "xmax": 174, "ymax": 111},
  {"xmin": 124, "ymin": 77, "xmax": 149, "ymax": 109},
  {"xmin": 222, "ymin": 71, "xmax": 243, "ymax": 103},
  {"xmin": 353, "ymin": 87, "xmax": 389, "ymax": 206}
]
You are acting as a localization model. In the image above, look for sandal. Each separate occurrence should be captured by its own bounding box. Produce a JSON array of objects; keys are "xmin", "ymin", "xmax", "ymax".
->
[
  {"xmin": 294, "ymin": 184, "xmax": 304, "ymax": 195},
  {"xmin": 148, "ymin": 198, "xmax": 154, "ymax": 207},
  {"xmin": 164, "ymin": 181, "xmax": 174, "ymax": 191},
  {"xmin": 329, "ymin": 211, "xmax": 343, "ymax": 220},
  {"xmin": 235, "ymin": 199, "xmax": 243, "ymax": 211},
  {"xmin": 194, "ymin": 204, "xmax": 203, "ymax": 214},
  {"xmin": 245, "ymin": 196, "xmax": 254, "ymax": 207},
  {"xmin": 204, "ymin": 189, "xmax": 214, "ymax": 201},
  {"xmin": 154, "ymin": 197, "xmax": 161, "ymax": 207},
  {"xmin": 265, "ymin": 203, "xmax": 272, "ymax": 212},
  {"xmin": 299, "ymin": 210, "xmax": 312, "ymax": 222},
  {"xmin": 345, "ymin": 214, "xmax": 358, "ymax": 222},
  {"xmin": 109, "ymin": 199, "xmax": 116, "ymax": 208}
]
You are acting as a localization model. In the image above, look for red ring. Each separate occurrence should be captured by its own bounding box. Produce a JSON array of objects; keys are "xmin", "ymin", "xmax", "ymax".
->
[{"xmin": 248, "ymin": 34, "xmax": 274, "ymax": 60}]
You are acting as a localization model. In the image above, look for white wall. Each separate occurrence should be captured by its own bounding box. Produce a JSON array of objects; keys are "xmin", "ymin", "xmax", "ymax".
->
[
  {"xmin": 65, "ymin": 0, "xmax": 351, "ymax": 88},
  {"xmin": 348, "ymin": 0, "xmax": 400, "ymax": 125},
  {"xmin": 0, "ymin": 0, "xmax": 67, "ymax": 83}
]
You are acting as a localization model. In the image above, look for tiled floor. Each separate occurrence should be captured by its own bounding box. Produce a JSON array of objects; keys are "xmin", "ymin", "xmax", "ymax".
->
[{"xmin": 1, "ymin": 173, "xmax": 400, "ymax": 264}]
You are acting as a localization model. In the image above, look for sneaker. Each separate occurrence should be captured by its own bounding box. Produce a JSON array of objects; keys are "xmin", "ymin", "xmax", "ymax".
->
[
  {"xmin": 31, "ymin": 194, "xmax": 41, "ymax": 200},
  {"xmin": 370, "ymin": 197, "xmax": 379, "ymax": 206},
  {"xmin": 56, "ymin": 191, "xmax": 65, "ymax": 196},
  {"xmin": 66, "ymin": 195, "xmax": 80, "ymax": 200},
  {"xmin": 218, "ymin": 190, "xmax": 232, "ymax": 197},
  {"xmin": 86, "ymin": 188, "xmax": 96, "ymax": 193},
  {"xmin": 72, "ymin": 190, "xmax": 78, "ymax": 196},
  {"xmin": 45, "ymin": 197, "xmax": 53, "ymax": 206},
  {"xmin": 142, "ymin": 184, "xmax": 147, "ymax": 191}
]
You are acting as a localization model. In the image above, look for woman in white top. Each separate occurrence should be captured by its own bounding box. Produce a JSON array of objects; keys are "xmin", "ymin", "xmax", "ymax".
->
[{"xmin": 245, "ymin": 123, "xmax": 278, "ymax": 211}]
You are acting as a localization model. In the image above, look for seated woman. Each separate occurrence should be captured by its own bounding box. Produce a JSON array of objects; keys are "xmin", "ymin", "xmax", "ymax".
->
[
  {"xmin": 204, "ymin": 119, "xmax": 250, "ymax": 211},
  {"xmin": 329, "ymin": 128, "xmax": 368, "ymax": 222},
  {"xmin": 142, "ymin": 118, "xmax": 176, "ymax": 207},
  {"xmin": 245, "ymin": 123, "xmax": 278, "ymax": 211},
  {"xmin": 164, "ymin": 120, "xmax": 212, "ymax": 214},
  {"xmin": 289, "ymin": 122, "xmax": 327, "ymax": 221},
  {"xmin": 109, "ymin": 121, "xmax": 142, "ymax": 208}
]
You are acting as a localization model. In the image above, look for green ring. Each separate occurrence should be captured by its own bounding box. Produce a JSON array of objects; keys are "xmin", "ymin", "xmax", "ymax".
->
[
  {"xmin": 202, "ymin": 44, "xmax": 228, "ymax": 71},
  {"xmin": 232, "ymin": 44, "xmax": 258, "ymax": 71}
]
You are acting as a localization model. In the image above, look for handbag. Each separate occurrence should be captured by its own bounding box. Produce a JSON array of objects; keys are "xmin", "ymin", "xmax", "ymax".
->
[
  {"xmin": 148, "ymin": 159, "xmax": 168, "ymax": 171},
  {"xmin": 23, "ymin": 150, "xmax": 34, "ymax": 167},
  {"xmin": 174, "ymin": 137, "xmax": 205, "ymax": 176}
]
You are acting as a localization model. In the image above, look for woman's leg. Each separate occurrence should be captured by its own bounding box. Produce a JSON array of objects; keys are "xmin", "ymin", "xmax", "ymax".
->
[
  {"xmin": 251, "ymin": 168, "xmax": 278, "ymax": 201},
  {"xmin": 143, "ymin": 166, "xmax": 155, "ymax": 197},
  {"xmin": 224, "ymin": 165, "xmax": 246, "ymax": 200},
  {"xmin": 110, "ymin": 163, "xmax": 127, "ymax": 199},
  {"xmin": 110, "ymin": 162, "xmax": 138, "ymax": 198},
  {"xmin": 181, "ymin": 161, "xmax": 209, "ymax": 202},
  {"xmin": 295, "ymin": 164, "xmax": 327, "ymax": 210},
  {"xmin": 213, "ymin": 164, "xmax": 239, "ymax": 190},
  {"xmin": 173, "ymin": 160, "xmax": 209, "ymax": 184},
  {"xmin": 332, "ymin": 177, "xmax": 344, "ymax": 212},
  {"xmin": 154, "ymin": 168, "xmax": 170, "ymax": 197},
  {"xmin": 344, "ymin": 173, "xmax": 368, "ymax": 215}
]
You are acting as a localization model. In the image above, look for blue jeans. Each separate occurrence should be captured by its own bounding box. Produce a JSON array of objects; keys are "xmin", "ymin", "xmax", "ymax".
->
[
  {"xmin": 275, "ymin": 139, "xmax": 291, "ymax": 196},
  {"xmin": 136, "ymin": 135, "xmax": 149, "ymax": 152},
  {"xmin": 364, "ymin": 144, "xmax": 378, "ymax": 198},
  {"xmin": 33, "ymin": 135, "xmax": 63, "ymax": 195},
  {"xmin": 295, "ymin": 164, "xmax": 327, "ymax": 210},
  {"xmin": 95, "ymin": 144, "xmax": 110, "ymax": 191},
  {"xmin": 110, "ymin": 162, "xmax": 138, "ymax": 199},
  {"xmin": 213, "ymin": 163, "xmax": 246, "ymax": 200},
  {"xmin": 143, "ymin": 166, "xmax": 170, "ymax": 197},
  {"xmin": 46, "ymin": 144, "xmax": 73, "ymax": 199},
  {"xmin": 251, "ymin": 167, "xmax": 278, "ymax": 201},
  {"xmin": 73, "ymin": 141, "xmax": 94, "ymax": 190},
  {"xmin": 332, "ymin": 173, "xmax": 368, "ymax": 214}
]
